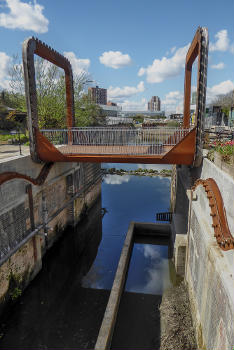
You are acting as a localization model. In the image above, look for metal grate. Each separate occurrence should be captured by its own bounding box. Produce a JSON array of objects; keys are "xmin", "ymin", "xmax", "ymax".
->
[
  {"xmin": 156, "ymin": 212, "xmax": 172, "ymax": 222},
  {"xmin": 0, "ymin": 203, "xmax": 27, "ymax": 260}
]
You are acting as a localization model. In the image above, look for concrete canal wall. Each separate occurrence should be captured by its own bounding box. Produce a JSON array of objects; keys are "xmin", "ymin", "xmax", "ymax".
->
[
  {"xmin": 172, "ymin": 159, "xmax": 234, "ymax": 350},
  {"xmin": 0, "ymin": 154, "xmax": 101, "ymax": 315}
]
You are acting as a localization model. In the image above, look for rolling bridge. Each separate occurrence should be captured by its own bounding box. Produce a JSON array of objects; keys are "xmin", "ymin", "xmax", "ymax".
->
[{"xmin": 23, "ymin": 27, "xmax": 208, "ymax": 166}]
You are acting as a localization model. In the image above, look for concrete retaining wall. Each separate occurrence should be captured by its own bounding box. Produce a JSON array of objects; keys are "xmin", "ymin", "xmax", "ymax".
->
[
  {"xmin": 174, "ymin": 158, "xmax": 234, "ymax": 349},
  {"xmin": 0, "ymin": 154, "xmax": 101, "ymax": 315}
]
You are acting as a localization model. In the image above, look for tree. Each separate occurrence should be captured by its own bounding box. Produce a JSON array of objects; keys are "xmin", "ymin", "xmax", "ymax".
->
[
  {"xmin": 75, "ymin": 94, "xmax": 106, "ymax": 126},
  {"xmin": 133, "ymin": 115, "xmax": 144, "ymax": 123},
  {"xmin": 3, "ymin": 55, "xmax": 101, "ymax": 129},
  {"xmin": 212, "ymin": 90, "xmax": 234, "ymax": 112}
]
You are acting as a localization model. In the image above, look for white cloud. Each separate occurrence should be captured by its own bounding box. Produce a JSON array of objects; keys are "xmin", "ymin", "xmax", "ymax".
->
[
  {"xmin": 210, "ymin": 30, "xmax": 229, "ymax": 52},
  {"xmin": 127, "ymin": 246, "xmax": 171, "ymax": 294},
  {"xmin": 143, "ymin": 245, "xmax": 161, "ymax": 260},
  {"xmin": 108, "ymin": 81, "xmax": 144, "ymax": 100},
  {"xmin": 162, "ymin": 90, "xmax": 183, "ymax": 105},
  {"xmin": 161, "ymin": 80, "xmax": 234, "ymax": 113},
  {"xmin": 0, "ymin": 0, "xmax": 49, "ymax": 33},
  {"xmin": 141, "ymin": 259, "xmax": 171, "ymax": 294},
  {"xmin": 138, "ymin": 44, "xmax": 190, "ymax": 83},
  {"xmin": 211, "ymin": 62, "xmax": 225, "ymax": 70},
  {"xmin": 137, "ymin": 164, "xmax": 172, "ymax": 171},
  {"xmin": 162, "ymin": 90, "xmax": 183, "ymax": 112},
  {"xmin": 206, "ymin": 80, "xmax": 234, "ymax": 103},
  {"xmin": 63, "ymin": 51, "xmax": 90, "ymax": 76},
  {"xmin": 171, "ymin": 46, "xmax": 176, "ymax": 54},
  {"xmin": 104, "ymin": 174, "xmax": 130, "ymax": 185},
  {"xmin": 99, "ymin": 51, "xmax": 132, "ymax": 69},
  {"xmin": 118, "ymin": 98, "xmax": 147, "ymax": 111},
  {"xmin": 0, "ymin": 51, "xmax": 11, "ymax": 89}
]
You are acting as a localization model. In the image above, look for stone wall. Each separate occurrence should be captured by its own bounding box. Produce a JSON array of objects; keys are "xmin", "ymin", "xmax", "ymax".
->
[
  {"xmin": 173, "ymin": 158, "xmax": 234, "ymax": 349},
  {"xmin": 0, "ymin": 155, "xmax": 101, "ymax": 315}
]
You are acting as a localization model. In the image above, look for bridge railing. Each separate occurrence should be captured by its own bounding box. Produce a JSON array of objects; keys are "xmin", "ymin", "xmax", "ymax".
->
[{"xmin": 41, "ymin": 127, "xmax": 192, "ymax": 155}]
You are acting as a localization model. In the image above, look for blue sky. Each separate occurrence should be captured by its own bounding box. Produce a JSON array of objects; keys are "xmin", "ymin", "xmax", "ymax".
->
[{"xmin": 0, "ymin": 0, "xmax": 234, "ymax": 113}]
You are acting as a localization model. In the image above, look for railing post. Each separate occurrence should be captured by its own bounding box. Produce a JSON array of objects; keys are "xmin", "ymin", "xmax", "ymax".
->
[{"xmin": 68, "ymin": 128, "xmax": 72, "ymax": 146}]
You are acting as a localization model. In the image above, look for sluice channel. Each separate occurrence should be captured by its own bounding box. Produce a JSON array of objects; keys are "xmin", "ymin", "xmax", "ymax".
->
[{"xmin": 0, "ymin": 164, "xmax": 183, "ymax": 349}]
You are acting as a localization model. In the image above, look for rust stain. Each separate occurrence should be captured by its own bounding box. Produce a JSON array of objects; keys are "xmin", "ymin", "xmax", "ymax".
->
[{"xmin": 192, "ymin": 178, "xmax": 234, "ymax": 251}]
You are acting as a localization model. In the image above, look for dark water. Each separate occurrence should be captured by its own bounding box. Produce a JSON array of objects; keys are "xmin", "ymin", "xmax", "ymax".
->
[
  {"xmin": 111, "ymin": 242, "xmax": 173, "ymax": 349},
  {"xmin": 0, "ymin": 163, "xmax": 172, "ymax": 349}
]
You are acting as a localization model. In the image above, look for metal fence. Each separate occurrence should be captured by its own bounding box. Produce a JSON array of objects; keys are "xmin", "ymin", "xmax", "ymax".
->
[
  {"xmin": 0, "ymin": 203, "xmax": 27, "ymax": 261},
  {"xmin": 41, "ymin": 127, "xmax": 192, "ymax": 155}
]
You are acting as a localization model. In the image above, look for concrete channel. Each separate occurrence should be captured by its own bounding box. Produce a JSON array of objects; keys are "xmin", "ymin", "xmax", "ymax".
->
[{"xmin": 95, "ymin": 221, "xmax": 171, "ymax": 350}]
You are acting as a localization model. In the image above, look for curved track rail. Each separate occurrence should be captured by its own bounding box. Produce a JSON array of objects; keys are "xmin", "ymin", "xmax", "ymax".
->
[{"xmin": 192, "ymin": 178, "xmax": 234, "ymax": 251}]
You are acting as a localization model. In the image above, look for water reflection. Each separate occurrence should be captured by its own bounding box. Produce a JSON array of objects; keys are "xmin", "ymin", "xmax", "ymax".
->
[
  {"xmin": 82, "ymin": 173, "xmax": 171, "ymax": 291},
  {"xmin": 125, "ymin": 243, "xmax": 172, "ymax": 295},
  {"xmin": 103, "ymin": 163, "xmax": 172, "ymax": 171},
  {"xmin": 103, "ymin": 174, "xmax": 130, "ymax": 185},
  {"xmin": 0, "ymin": 164, "xmax": 172, "ymax": 349},
  {"xmin": 0, "ymin": 197, "xmax": 107, "ymax": 350}
]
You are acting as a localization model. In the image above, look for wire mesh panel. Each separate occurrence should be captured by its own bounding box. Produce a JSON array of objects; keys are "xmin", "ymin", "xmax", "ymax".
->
[{"xmin": 0, "ymin": 203, "xmax": 27, "ymax": 260}]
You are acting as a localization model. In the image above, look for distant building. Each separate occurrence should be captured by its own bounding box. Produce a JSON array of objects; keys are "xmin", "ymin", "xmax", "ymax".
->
[
  {"xmin": 107, "ymin": 101, "xmax": 117, "ymax": 107},
  {"xmin": 148, "ymin": 96, "xmax": 161, "ymax": 112},
  {"xmin": 191, "ymin": 91, "xmax": 197, "ymax": 105},
  {"xmin": 99, "ymin": 104, "xmax": 121, "ymax": 117},
  {"xmin": 106, "ymin": 116, "xmax": 133, "ymax": 125},
  {"xmin": 88, "ymin": 86, "xmax": 107, "ymax": 105},
  {"xmin": 119, "ymin": 110, "xmax": 164, "ymax": 118},
  {"xmin": 169, "ymin": 113, "xmax": 183, "ymax": 120}
]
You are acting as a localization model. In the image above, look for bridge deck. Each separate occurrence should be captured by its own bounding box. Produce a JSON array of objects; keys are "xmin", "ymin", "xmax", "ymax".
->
[
  {"xmin": 35, "ymin": 127, "xmax": 196, "ymax": 164},
  {"xmin": 58, "ymin": 144, "xmax": 172, "ymax": 156}
]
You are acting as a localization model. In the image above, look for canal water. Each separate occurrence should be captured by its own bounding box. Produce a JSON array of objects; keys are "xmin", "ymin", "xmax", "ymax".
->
[{"xmin": 0, "ymin": 163, "xmax": 173, "ymax": 349}]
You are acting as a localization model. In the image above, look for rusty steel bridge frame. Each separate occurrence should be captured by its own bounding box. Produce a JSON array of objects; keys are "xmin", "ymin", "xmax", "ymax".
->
[
  {"xmin": 22, "ymin": 27, "xmax": 208, "ymax": 166},
  {"xmin": 1, "ymin": 27, "xmax": 233, "ymax": 251}
]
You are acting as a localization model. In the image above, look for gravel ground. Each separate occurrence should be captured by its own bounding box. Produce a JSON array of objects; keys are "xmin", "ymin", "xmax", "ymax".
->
[{"xmin": 159, "ymin": 281, "xmax": 197, "ymax": 350}]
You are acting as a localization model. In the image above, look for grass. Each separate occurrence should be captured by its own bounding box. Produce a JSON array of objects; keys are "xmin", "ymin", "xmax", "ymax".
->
[{"xmin": 0, "ymin": 132, "xmax": 29, "ymax": 144}]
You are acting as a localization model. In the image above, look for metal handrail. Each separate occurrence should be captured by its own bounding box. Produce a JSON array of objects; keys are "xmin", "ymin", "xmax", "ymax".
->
[{"xmin": 41, "ymin": 127, "xmax": 193, "ymax": 156}]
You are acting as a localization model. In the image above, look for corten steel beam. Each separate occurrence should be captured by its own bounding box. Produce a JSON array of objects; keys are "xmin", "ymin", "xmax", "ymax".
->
[
  {"xmin": 183, "ymin": 27, "xmax": 209, "ymax": 166},
  {"xmin": 22, "ymin": 37, "xmax": 75, "ymax": 163},
  {"xmin": 192, "ymin": 178, "xmax": 234, "ymax": 251},
  {"xmin": 22, "ymin": 29, "xmax": 203, "ymax": 165},
  {"xmin": 0, "ymin": 162, "xmax": 53, "ymax": 186},
  {"xmin": 35, "ymin": 127, "xmax": 196, "ymax": 164}
]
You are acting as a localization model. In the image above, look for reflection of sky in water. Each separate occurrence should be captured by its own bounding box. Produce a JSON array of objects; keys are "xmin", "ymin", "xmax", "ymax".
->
[
  {"xmin": 102, "ymin": 163, "xmax": 172, "ymax": 171},
  {"xmin": 104, "ymin": 174, "xmax": 130, "ymax": 185},
  {"xmin": 82, "ymin": 263, "xmax": 105, "ymax": 289},
  {"xmin": 82, "ymin": 172, "xmax": 171, "ymax": 291},
  {"xmin": 125, "ymin": 244, "xmax": 172, "ymax": 295}
]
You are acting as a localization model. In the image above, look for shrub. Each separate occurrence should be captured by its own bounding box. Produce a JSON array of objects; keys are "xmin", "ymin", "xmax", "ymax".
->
[{"xmin": 213, "ymin": 140, "xmax": 234, "ymax": 163}]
